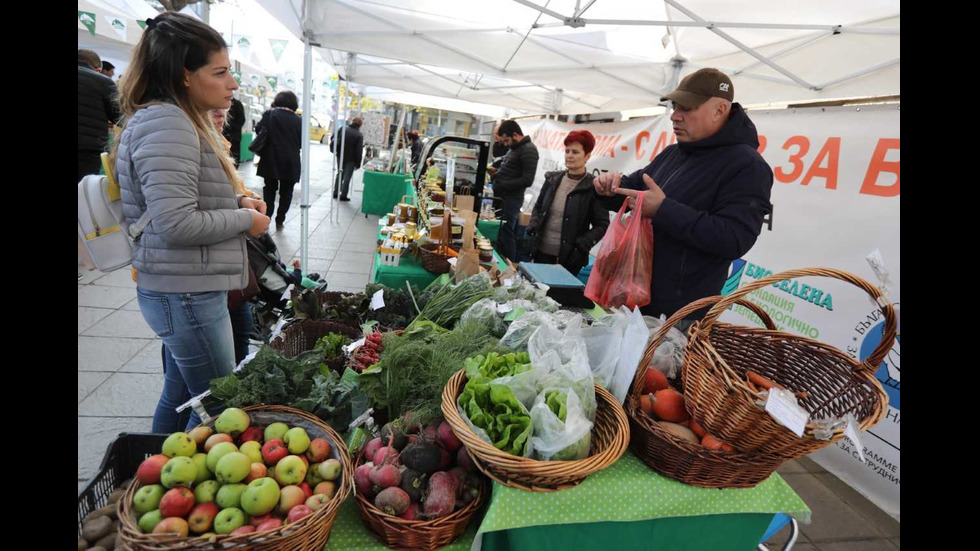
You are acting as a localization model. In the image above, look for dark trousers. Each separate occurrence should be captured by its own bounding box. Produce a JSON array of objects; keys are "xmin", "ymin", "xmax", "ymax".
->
[
  {"xmin": 229, "ymin": 138, "xmax": 241, "ymax": 168},
  {"xmin": 333, "ymin": 159, "xmax": 356, "ymax": 198},
  {"xmin": 228, "ymin": 302, "xmax": 254, "ymax": 365},
  {"xmin": 532, "ymin": 251, "xmax": 559, "ymax": 265},
  {"xmin": 263, "ymin": 179, "xmax": 296, "ymax": 225},
  {"xmin": 496, "ymin": 196, "xmax": 524, "ymax": 262},
  {"xmin": 78, "ymin": 152, "xmax": 102, "ymax": 183}
]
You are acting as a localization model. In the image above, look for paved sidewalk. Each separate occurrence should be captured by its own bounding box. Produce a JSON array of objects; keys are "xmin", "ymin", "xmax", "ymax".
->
[{"xmin": 78, "ymin": 144, "xmax": 898, "ymax": 550}]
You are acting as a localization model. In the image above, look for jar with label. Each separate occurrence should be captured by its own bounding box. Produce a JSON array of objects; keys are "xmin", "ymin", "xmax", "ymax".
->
[
  {"xmin": 404, "ymin": 222, "xmax": 417, "ymax": 239},
  {"xmin": 397, "ymin": 203, "xmax": 410, "ymax": 223},
  {"xmin": 479, "ymin": 245, "xmax": 494, "ymax": 263},
  {"xmin": 387, "ymin": 212, "xmax": 396, "ymax": 225}
]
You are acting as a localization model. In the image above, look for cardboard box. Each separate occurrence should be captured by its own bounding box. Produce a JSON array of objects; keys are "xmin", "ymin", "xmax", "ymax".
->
[{"xmin": 519, "ymin": 211, "xmax": 532, "ymax": 227}]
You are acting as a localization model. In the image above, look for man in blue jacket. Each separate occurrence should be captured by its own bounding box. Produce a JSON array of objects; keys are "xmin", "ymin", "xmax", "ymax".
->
[{"xmin": 594, "ymin": 68, "xmax": 773, "ymax": 321}]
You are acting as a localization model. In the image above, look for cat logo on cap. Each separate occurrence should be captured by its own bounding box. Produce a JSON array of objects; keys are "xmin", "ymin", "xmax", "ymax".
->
[{"xmin": 719, "ymin": 83, "xmax": 730, "ymax": 92}]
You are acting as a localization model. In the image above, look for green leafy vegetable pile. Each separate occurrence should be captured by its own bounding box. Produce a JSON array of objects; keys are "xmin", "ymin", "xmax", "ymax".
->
[
  {"xmin": 457, "ymin": 352, "xmax": 535, "ymax": 456},
  {"xmin": 412, "ymin": 274, "xmax": 495, "ymax": 329}
]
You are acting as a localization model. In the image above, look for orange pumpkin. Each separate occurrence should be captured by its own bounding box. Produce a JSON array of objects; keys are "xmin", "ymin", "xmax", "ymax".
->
[
  {"xmin": 701, "ymin": 434, "xmax": 735, "ymax": 453},
  {"xmin": 650, "ymin": 388, "xmax": 690, "ymax": 423},
  {"xmin": 639, "ymin": 393, "xmax": 655, "ymax": 416},
  {"xmin": 643, "ymin": 368, "xmax": 669, "ymax": 395}
]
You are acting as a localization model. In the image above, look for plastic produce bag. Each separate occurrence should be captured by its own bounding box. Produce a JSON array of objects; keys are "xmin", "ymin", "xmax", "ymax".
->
[
  {"xmin": 460, "ymin": 298, "xmax": 507, "ymax": 337},
  {"xmin": 584, "ymin": 191, "xmax": 654, "ymax": 309},
  {"xmin": 457, "ymin": 378, "xmax": 534, "ymax": 457},
  {"xmin": 499, "ymin": 311, "xmax": 557, "ymax": 351},
  {"xmin": 529, "ymin": 323, "xmax": 596, "ymax": 420},
  {"xmin": 529, "ymin": 387, "xmax": 593, "ymax": 461},
  {"xmin": 565, "ymin": 322, "xmax": 622, "ymax": 391},
  {"xmin": 587, "ymin": 306, "xmax": 650, "ymax": 403},
  {"xmin": 642, "ymin": 315, "xmax": 688, "ymax": 379}
]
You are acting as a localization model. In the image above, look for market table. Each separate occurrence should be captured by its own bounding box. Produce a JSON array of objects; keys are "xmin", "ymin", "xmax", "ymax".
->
[
  {"xmin": 240, "ymin": 132, "xmax": 254, "ymax": 163},
  {"xmin": 362, "ymin": 170, "xmax": 413, "ymax": 217},
  {"xmin": 323, "ymin": 451, "xmax": 810, "ymax": 550},
  {"xmin": 372, "ymin": 225, "xmax": 509, "ymax": 290},
  {"xmin": 476, "ymin": 219, "xmax": 501, "ymax": 244}
]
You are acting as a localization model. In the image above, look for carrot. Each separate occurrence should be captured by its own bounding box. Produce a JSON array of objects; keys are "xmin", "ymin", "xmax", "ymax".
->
[{"xmin": 746, "ymin": 370, "xmax": 783, "ymax": 391}]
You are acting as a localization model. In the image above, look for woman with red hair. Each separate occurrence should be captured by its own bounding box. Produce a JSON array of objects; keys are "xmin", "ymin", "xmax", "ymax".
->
[{"xmin": 527, "ymin": 130, "xmax": 610, "ymax": 275}]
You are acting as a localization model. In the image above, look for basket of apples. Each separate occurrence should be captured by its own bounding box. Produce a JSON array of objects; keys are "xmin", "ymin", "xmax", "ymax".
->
[
  {"xmin": 116, "ymin": 405, "xmax": 354, "ymax": 550},
  {"xmin": 353, "ymin": 416, "xmax": 488, "ymax": 551}
]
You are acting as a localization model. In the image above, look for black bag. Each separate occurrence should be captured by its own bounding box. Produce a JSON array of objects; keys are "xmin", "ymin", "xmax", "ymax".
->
[{"xmin": 248, "ymin": 126, "xmax": 268, "ymax": 154}]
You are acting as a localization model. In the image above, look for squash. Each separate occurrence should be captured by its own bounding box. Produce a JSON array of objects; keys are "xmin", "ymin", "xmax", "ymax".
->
[
  {"xmin": 643, "ymin": 368, "xmax": 669, "ymax": 395},
  {"xmin": 650, "ymin": 388, "xmax": 690, "ymax": 423},
  {"xmin": 659, "ymin": 422, "xmax": 699, "ymax": 445}
]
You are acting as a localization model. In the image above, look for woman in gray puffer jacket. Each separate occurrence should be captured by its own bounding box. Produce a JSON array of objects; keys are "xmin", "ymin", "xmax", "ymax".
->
[{"xmin": 113, "ymin": 12, "xmax": 270, "ymax": 432}]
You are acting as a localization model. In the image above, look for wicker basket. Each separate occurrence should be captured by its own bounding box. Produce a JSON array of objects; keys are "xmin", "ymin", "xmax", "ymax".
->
[
  {"xmin": 675, "ymin": 268, "xmax": 895, "ymax": 458},
  {"xmin": 270, "ymin": 319, "xmax": 362, "ymax": 372},
  {"xmin": 352, "ymin": 447, "xmax": 488, "ymax": 550},
  {"xmin": 117, "ymin": 405, "xmax": 354, "ymax": 550},
  {"xmin": 419, "ymin": 242, "xmax": 453, "ymax": 274},
  {"xmin": 627, "ymin": 296, "xmax": 788, "ymax": 488},
  {"xmin": 442, "ymin": 370, "xmax": 630, "ymax": 492}
]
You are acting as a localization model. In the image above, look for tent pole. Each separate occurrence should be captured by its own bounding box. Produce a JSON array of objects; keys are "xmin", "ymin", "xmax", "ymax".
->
[
  {"xmin": 815, "ymin": 58, "xmax": 901, "ymax": 90},
  {"xmin": 300, "ymin": 30, "xmax": 313, "ymax": 270}
]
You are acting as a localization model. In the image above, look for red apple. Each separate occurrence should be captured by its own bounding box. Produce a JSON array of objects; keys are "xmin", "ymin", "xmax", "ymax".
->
[
  {"xmin": 239, "ymin": 426, "xmax": 263, "ymax": 444},
  {"xmin": 153, "ymin": 517, "xmax": 189, "ymax": 537},
  {"xmin": 262, "ymin": 439, "xmax": 288, "ymax": 466},
  {"xmin": 159, "ymin": 487, "xmax": 196, "ymax": 518},
  {"xmin": 204, "ymin": 433, "xmax": 234, "ymax": 453},
  {"xmin": 187, "ymin": 426, "xmax": 214, "ymax": 447},
  {"xmin": 230, "ymin": 525, "xmax": 256, "ymax": 536},
  {"xmin": 305, "ymin": 438, "xmax": 331, "ymax": 462},
  {"xmin": 248, "ymin": 513, "xmax": 275, "ymax": 528},
  {"xmin": 306, "ymin": 494, "xmax": 330, "ymax": 511},
  {"xmin": 245, "ymin": 462, "xmax": 268, "ymax": 483},
  {"xmin": 314, "ymin": 481, "xmax": 337, "ymax": 499},
  {"xmin": 298, "ymin": 455, "xmax": 310, "ymax": 469},
  {"xmin": 299, "ymin": 482, "xmax": 313, "ymax": 500},
  {"xmin": 256, "ymin": 518, "xmax": 284, "ymax": 532},
  {"xmin": 136, "ymin": 454, "xmax": 170, "ymax": 485},
  {"xmin": 286, "ymin": 505, "xmax": 314, "ymax": 524},
  {"xmin": 187, "ymin": 502, "xmax": 220, "ymax": 534}
]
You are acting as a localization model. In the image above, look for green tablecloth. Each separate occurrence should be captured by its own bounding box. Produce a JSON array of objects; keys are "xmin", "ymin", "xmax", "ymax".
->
[
  {"xmin": 477, "ymin": 219, "xmax": 501, "ymax": 244},
  {"xmin": 323, "ymin": 451, "xmax": 808, "ymax": 550},
  {"xmin": 240, "ymin": 132, "xmax": 254, "ymax": 163},
  {"xmin": 325, "ymin": 498, "xmax": 480, "ymax": 550},
  {"xmin": 362, "ymin": 170, "xmax": 413, "ymax": 217},
  {"xmin": 372, "ymin": 225, "xmax": 508, "ymax": 290}
]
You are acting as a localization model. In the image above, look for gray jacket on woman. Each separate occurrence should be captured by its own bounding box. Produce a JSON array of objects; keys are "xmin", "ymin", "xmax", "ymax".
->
[{"xmin": 117, "ymin": 103, "xmax": 253, "ymax": 293}]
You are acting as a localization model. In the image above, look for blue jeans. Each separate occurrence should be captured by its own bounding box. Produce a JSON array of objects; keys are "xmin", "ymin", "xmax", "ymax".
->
[
  {"xmin": 137, "ymin": 288, "xmax": 236, "ymax": 432},
  {"xmin": 496, "ymin": 196, "xmax": 524, "ymax": 262},
  {"xmin": 229, "ymin": 302, "xmax": 254, "ymax": 365}
]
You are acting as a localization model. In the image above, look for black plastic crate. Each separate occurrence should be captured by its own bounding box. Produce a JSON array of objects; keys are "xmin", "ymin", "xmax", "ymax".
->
[{"xmin": 77, "ymin": 432, "xmax": 167, "ymax": 536}]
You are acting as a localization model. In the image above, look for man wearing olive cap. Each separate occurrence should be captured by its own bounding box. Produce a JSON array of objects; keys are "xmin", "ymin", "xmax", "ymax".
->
[{"xmin": 594, "ymin": 68, "xmax": 773, "ymax": 321}]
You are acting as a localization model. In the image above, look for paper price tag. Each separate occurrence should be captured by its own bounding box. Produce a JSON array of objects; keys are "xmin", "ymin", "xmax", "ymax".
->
[
  {"xmin": 344, "ymin": 337, "xmax": 366, "ymax": 356},
  {"xmin": 764, "ymin": 389, "xmax": 809, "ymax": 438},
  {"xmin": 370, "ymin": 289, "xmax": 385, "ymax": 311},
  {"xmin": 281, "ymin": 283, "xmax": 294, "ymax": 302},
  {"xmin": 270, "ymin": 318, "xmax": 287, "ymax": 341},
  {"xmin": 504, "ymin": 278, "xmax": 514, "ymax": 287},
  {"xmin": 496, "ymin": 303, "xmax": 514, "ymax": 315},
  {"xmin": 448, "ymin": 258, "xmax": 458, "ymax": 267},
  {"xmin": 844, "ymin": 415, "xmax": 867, "ymax": 463}
]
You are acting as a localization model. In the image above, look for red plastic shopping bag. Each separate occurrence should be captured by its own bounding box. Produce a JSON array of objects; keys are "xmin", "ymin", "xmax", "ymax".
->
[{"xmin": 584, "ymin": 191, "xmax": 653, "ymax": 309}]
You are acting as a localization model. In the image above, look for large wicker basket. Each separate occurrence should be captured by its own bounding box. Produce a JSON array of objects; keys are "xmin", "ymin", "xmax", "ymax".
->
[
  {"xmin": 442, "ymin": 370, "xmax": 630, "ymax": 492},
  {"xmin": 627, "ymin": 296, "xmax": 788, "ymax": 488},
  {"xmin": 352, "ymin": 447, "xmax": 488, "ymax": 550},
  {"xmin": 676, "ymin": 268, "xmax": 895, "ymax": 458},
  {"xmin": 116, "ymin": 405, "xmax": 354, "ymax": 550}
]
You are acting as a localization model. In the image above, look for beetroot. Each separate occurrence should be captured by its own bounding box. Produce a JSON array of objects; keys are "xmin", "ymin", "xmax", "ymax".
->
[
  {"xmin": 381, "ymin": 423, "xmax": 408, "ymax": 451},
  {"xmin": 401, "ymin": 412, "xmax": 422, "ymax": 434},
  {"xmin": 421, "ymin": 424, "xmax": 439, "ymax": 442},
  {"xmin": 456, "ymin": 447, "xmax": 476, "ymax": 473},
  {"xmin": 369, "ymin": 463, "xmax": 402, "ymax": 489},
  {"xmin": 437, "ymin": 421, "xmax": 462, "ymax": 453},
  {"xmin": 375, "ymin": 487, "xmax": 411, "ymax": 516},
  {"xmin": 423, "ymin": 472, "xmax": 457, "ymax": 519},
  {"xmin": 355, "ymin": 464, "xmax": 375, "ymax": 496},
  {"xmin": 399, "ymin": 468, "xmax": 428, "ymax": 503},
  {"xmin": 399, "ymin": 502, "xmax": 422, "ymax": 521},
  {"xmin": 373, "ymin": 445, "xmax": 400, "ymax": 466},
  {"xmin": 448, "ymin": 468, "xmax": 467, "ymax": 497},
  {"xmin": 438, "ymin": 447, "xmax": 452, "ymax": 470},
  {"xmin": 364, "ymin": 438, "xmax": 384, "ymax": 462},
  {"xmin": 400, "ymin": 441, "xmax": 442, "ymax": 474},
  {"xmin": 407, "ymin": 434, "xmax": 419, "ymax": 445}
]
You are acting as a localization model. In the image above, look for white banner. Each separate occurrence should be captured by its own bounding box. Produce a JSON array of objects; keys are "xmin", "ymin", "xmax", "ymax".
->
[{"xmin": 521, "ymin": 105, "xmax": 900, "ymax": 519}]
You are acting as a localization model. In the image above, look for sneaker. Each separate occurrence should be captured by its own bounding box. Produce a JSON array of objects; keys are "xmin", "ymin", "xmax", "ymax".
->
[
  {"xmin": 276, "ymin": 223, "xmax": 285, "ymax": 231},
  {"xmin": 339, "ymin": 196, "xmax": 351, "ymax": 202}
]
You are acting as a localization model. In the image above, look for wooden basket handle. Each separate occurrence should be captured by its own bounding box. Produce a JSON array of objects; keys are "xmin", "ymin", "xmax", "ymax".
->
[
  {"xmin": 629, "ymin": 295, "xmax": 776, "ymax": 400},
  {"xmin": 698, "ymin": 267, "xmax": 897, "ymax": 373}
]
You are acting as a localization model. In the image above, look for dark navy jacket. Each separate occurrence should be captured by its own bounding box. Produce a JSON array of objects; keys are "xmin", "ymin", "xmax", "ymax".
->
[{"xmin": 600, "ymin": 103, "xmax": 773, "ymax": 318}]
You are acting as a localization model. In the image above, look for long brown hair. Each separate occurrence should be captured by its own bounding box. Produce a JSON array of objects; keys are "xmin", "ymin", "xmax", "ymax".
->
[{"xmin": 112, "ymin": 12, "xmax": 237, "ymax": 186}]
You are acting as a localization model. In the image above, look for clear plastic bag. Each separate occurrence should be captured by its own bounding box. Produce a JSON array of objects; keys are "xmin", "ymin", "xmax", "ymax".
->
[
  {"xmin": 460, "ymin": 298, "xmax": 507, "ymax": 337},
  {"xmin": 529, "ymin": 323, "xmax": 596, "ymax": 420},
  {"xmin": 529, "ymin": 387, "xmax": 593, "ymax": 461},
  {"xmin": 642, "ymin": 315, "xmax": 688, "ymax": 379},
  {"xmin": 565, "ymin": 322, "xmax": 622, "ymax": 391},
  {"xmin": 499, "ymin": 311, "xmax": 557, "ymax": 351}
]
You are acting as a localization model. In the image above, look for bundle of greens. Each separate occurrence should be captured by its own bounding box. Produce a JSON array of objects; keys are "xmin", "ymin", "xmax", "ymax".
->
[
  {"xmin": 456, "ymin": 351, "xmax": 535, "ymax": 456},
  {"xmin": 291, "ymin": 287, "xmax": 369, "ymax": 321},
  {"xmin": 364, "ymin": 283, "xmax": 421, "ymax": 329},
  {"xmin": 357, "ymin": 318, "xmax": 510, "ymax": 425},
  {"xmin": 313, "ymin": 332, "xmax": 352, "ymax": 373},
  {"xmin": 412, "ymin": 273, "xmax": 495, "ymax": 329},
  {"xmin": 209, "ymin": 345, "xmax": 367, "ymax": 428}
]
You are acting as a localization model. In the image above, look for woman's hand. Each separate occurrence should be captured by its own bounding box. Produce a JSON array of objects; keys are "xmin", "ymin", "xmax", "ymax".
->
[
  {"xmin": 248, "ymin": 209, "xmax": 271, "ymax": 237},
  {"xmin": 241, "ymin": 197, "xmax": 267, "ymax": 215}
]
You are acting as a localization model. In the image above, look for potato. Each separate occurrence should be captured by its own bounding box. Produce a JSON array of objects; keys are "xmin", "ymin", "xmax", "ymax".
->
[
  {"xmin": 90, "ymin": 547, "xmax": 108, "ymax": 551},
  {"xmin": 82, "ymin": 508, "xmax": 108, "ymax": 525},
  {"xmin": 95, "ymin": 531, "xmax": 117, "ymax": 551},
  {"xmin": 82, "ymin": 516, "xmax": 113, "ymax": 543},
  {"xmin": 107, "ymin": 489, "xmax": 125, "ymax": 504},
  {"xmin": 119, "ymin": 478, "xmax": 134, "ymax": 488},
  {"xmin": 95, "ymin": 504, "xmax": 118, "ymax": 521},
  {"xmin": 78, "ymin": 537, "xmax": 89, "ymax": 550}
]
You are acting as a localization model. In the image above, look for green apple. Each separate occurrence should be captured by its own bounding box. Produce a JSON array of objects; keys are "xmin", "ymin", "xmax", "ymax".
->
[
  {"xmin": 239, "ymin": 441, "xmax": 263, "ymax": 464},
  {"xmin": 264, "ymin": 422, "xmax": 289, "ymax": 443},
  {"xmin": 160, "ymin": 456, "xmax": 198, "ymax": 488},
  {"xmin": 216, "ymin": 452, "xmax": 252, "ymax": 484},
  {"xmin": 216, "ymin": 483, "xmax": 248, "ymax": 510},
  {"xmin": 277, "ymin": 485, "xmax": 306, "ymax": 516},
  {"xmin": 275, "ymin": 455, "xmax": 308, "ymax": 486},
  {"xmin": 214, "ymin": 507, "xmax": 246, "ymax": 535},
  {"xmin": 162, "ymin": 432, "xmax": 197, "ymax": 458},
  {"xmin": 305, "ymin": 464, "xmax": 325, "ymax": 487},
  {"xmin": 283, "ymin": 427, "xmax": 311, "ymax": 455},
  {"xmin": 206, "ymin": 441, "xmax": 239, "ymax": 473},
  {"xmin": 138, "ymin": 509, "xmax": 164, "ymax": 534},
  {"xmin": 191, "ymin": 453, "xmax": 213, "ymax": 485},
  {"xmin": 240, "ymin": 477, "xmax": 281, "ymax": 516},
  {"xmin": 194, "ymin": 480, "xmax": 221, "ymax": 503},
  {"xmin": 317, "ymin": 459, "xmax": 342, "ymax": 482},
  {"xmin": 133, "ymin": 484, "xmax": 165, "ymax": 515},
  {"xmin": 215, "ymin": 408, "xmax": 251, "ymax": 437}
]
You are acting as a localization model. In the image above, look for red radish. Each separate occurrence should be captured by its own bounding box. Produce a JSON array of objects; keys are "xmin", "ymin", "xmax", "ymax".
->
[
  {"xmin": 355, "ymin": 464, "xmax": 375, "ymax": 496},
  {"xmin": 437, "ymin": 421, "xmax": 462, "ymax": 453},
  {"xmin": 369, "ymin": 463, "xmax": 402, "ymax": 489},
  {"xmin": 363, "ymin": 437, "xmax": 384, "ymax": 462},
  {"xmin": 399, "ymin": 503, "xmax": 422, "ymax": 521},
  {"xmin": 456, "ymin": 447, "xmax": 476, "ymax": 473},
  {"xmin": 421, "ymin": 424, "xmax": 439, "ymax": 442},
  {"xmin": 448, "ymin": 467, "xmax": 467, "ymax": 497},
  {"xmin": 438, "ymin": 447, "xmax": 452, "ymax": 470},
  {"xmin": 374, "ymin": 445, "xmax": 400, "ymax": 466}
]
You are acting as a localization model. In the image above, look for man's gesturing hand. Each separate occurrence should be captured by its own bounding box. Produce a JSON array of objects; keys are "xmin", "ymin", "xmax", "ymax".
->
[
  {"xmin": 615, "ymin": 174, "xmax": 666, "ymax": 218},
  {"xmin": 594, "ymin": 171, "xmax": 622, "ymax": 197}
]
